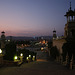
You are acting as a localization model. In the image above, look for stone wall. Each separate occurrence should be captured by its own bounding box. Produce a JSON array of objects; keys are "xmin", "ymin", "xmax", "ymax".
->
[{"xmin": 53, "ymin": 39, "xmax": 66, "ymax": 54}]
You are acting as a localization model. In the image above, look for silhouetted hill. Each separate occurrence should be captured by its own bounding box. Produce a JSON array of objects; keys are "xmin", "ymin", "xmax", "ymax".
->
[
  {"xmin": 6, "ymin": 36, "xmax": 52, "ymax": 41},
  {"xmin": 6, "ymin": 36, "xmax": 34, "ymax": 41}
]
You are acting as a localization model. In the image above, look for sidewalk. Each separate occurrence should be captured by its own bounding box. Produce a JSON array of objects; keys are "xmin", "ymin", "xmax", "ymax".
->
[{"xmin": 0, "ymin": 51, "xmax": 75, "ymax": 75}]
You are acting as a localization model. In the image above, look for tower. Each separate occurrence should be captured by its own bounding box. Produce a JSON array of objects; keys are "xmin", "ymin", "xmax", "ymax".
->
[
  {"xmin": 53, "ymin": 29, "xmax": 57, "ymax": 39},
  {"xmin": 1, "ymin": 31, "xmax": 6, "ymax": 49},
  {"xmin": 64, "ymin": 2, "xmax": 75, "ymax": 39}
]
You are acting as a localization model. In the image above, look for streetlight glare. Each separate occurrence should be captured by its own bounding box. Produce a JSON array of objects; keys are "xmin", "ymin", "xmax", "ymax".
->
[
  {"xmin": 0, "ymin": 49, "xmax": 2, "ymax": 53},
  {"xmin": 26, "ymin": 57, "xmax": 29, "ymax": 60},
  {"xmin": 29, "ymin": 55, "xmax": 31, "ymax": 58},
  {"xmin": 33, "ymin": 56, "xmax": 35, "ymax": 58},
  {"xmin": 14, "ymin": 56, "xmax": 18, "ymax": 60},
  {"xmin": 20, "ymin": 53, "xmax": 23, "ymax": 56}
]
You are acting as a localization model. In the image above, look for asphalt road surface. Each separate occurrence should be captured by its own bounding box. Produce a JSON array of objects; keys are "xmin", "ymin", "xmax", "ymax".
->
[{"xmin": 0, "ymin": 51, "xmax": 75, "ymax": 75}]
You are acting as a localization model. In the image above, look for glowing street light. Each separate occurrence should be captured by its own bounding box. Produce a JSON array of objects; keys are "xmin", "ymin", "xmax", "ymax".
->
[
  {"xmin": 26, "ymin": 57, "xmax": 29, "ymax": 60},
  {"xmin": 29, "ymin": 55, "xmax": 31, "ymax": 58},
  {"xmin": 32, "ymin": 56, "xmax": 35, "ymax": 61},
  {"xmin": 14, "ymin": 56, "xmax": 18, "ymax": 62},
  {"xmin": 0, "ymin": 49, "xmax": 2, "ymax": 54},
  {"xmin": 20, "ymin": 53, "xmax": 23, "ymax": 62},
  {"xmin": 20, "ymin": 53, "xmax": 23, "ymax": 56},
  {"xmin": 28, "ymin": 55, "xmax": 31, "ymax": 62},
  {"xmin": 14, "ymin": 56, "xmax": 18, "ymax": 60},
  {"xmin": 33, "ymin": 56, "xmax": 35, "ymax": 58}
]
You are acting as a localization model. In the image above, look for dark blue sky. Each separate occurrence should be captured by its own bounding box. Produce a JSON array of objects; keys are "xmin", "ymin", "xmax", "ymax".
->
[{"xmin": 0, "ymin": 0, "xmax": 75, "ymax": 36}]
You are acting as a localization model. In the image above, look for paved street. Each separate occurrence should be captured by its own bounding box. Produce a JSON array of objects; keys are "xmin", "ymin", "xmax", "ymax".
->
[{"xmin": 0, "ymin": 51, "xmax": 75, "ymax": 75}]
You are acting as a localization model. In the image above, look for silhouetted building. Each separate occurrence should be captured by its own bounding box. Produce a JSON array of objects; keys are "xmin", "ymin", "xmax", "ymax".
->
[
  {"xmin": 53, "ymin": 2, "xmax": 75, "ymax": 54},
  {"xmin": 64, "ymin": 2, "xmax": 75, "ymax": 39},
  {"xmin": 53, "ymin": 29, "xmax": 57, "ymax": 39},
  {"xmin": 1, "ymin": 31, "xmax": 6, "ymax": 49}
]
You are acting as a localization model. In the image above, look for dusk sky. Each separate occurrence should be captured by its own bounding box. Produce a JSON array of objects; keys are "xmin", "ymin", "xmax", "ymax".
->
[{"xmin": 0, "ymin": 0, "xmax": 75, "ymax": 37}]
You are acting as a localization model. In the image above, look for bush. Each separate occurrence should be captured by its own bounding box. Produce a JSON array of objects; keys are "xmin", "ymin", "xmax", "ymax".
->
[
  {"xmin": 17, "ymin": 49, "xmax": 36, "ymax": 62},
  {"xmin": 62, "ymin": 42, "xmax": 75, "ymax": 63},
  {"xmin": 50, "ymin": 46, "xmax": 59, "ymax": 59}
]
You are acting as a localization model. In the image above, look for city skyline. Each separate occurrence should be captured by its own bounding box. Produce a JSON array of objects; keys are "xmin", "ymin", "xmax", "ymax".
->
[{"xmin": 0, "ymin": 0, "xmax": 75, "ymax": 37}]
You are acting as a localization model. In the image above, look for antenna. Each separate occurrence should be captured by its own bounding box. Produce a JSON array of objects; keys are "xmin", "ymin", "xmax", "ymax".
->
[{"xmin": 70, "ymin": 1, "xmax": 72, "ymax": 10}]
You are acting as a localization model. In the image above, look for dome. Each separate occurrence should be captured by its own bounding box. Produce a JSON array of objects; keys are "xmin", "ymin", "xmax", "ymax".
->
[
  {"xmin": 65, "ymin": 9, "xmax": 75, "ymax": 16},
  {"xmin": 53, "ymin": 30, "xmax": 56, "ymax": 32},
  {"xmin": 64, "ymin": 2, "xmax": 75, "ymax": 16},
  {"xmin": 1, "ymin": 31, "xmax": 5, "ymax": 34}
]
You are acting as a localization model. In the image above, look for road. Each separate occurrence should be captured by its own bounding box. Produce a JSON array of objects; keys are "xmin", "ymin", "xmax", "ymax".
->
[{"xmin": 0, "ymin": 51, "xmax": 75, "ymax": 75}]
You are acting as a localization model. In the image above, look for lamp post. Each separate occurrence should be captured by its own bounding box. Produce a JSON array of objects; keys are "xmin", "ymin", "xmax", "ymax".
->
[
  {"xmin": 0, "ymin": 49, "xmax": 3, "ymax": 65},
  {"xmin": 29, "ymin": 55, "xmax": 31, "ymax": 58},
  {"xmin": 26, "ymin": 57, "xmax": 29, "ymax": 62},
  {"xmin": 29, "ymin": 55, "xmax": 31, "ymax": 62},
  {"xmin": 0, "ymin": 49, "xmax": 2, "ymax": 54},
  {"xmin": 20, "ymin": 53, "xmax": 23, "ymax": 57},
  {"xmin": 26, "ymin": 57, "xmax": 29, "ymax": 60},
  {"xmin": 32, "ymin": 56, "xmax": 35, "ymax": 61},
  {"xmin": 14, "ymin": 56, "xmax": 18, "ymax": 62},
  {"xmin": 20, "ymin": 53, "xmax": 23, "ymax": 62}
]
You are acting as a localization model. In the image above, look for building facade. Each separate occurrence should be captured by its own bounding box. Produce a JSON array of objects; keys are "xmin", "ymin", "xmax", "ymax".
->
[
  {"xmin": 1, "ymin": 31, "xmax": 6, "ymax": 49},
  {"xmin": 53, "ymin": 2, "xmax": 75, "ymax": 54},
  {"xmin": 64, "ymin": 2, "xmax": 75, "ymax": 39}
]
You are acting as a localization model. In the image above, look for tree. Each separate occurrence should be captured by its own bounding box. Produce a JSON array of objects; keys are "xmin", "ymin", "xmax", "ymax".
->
[
  {"xmin": 62, "ymin": 40, "xmax": 75, "ymax": 64},
  {"xmin": 3, "ymin": 42, "xmax": 16, "ymax": 61},
  {"xmin": 17, "ymin": 49, "xmax": 37, "ymax": 62},
  {"xmin": 50, "ymin": 46, "xmax": 59, "ymax": 59},
  {"xmin": 48, "ymin": 41, "xmax": 53, "ymax": 49}
]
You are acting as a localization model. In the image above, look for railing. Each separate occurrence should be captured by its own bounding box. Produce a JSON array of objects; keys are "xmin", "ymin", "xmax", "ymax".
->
[{"xmin": 55, "ymin": 54, "xmax": 75, "ymax": 70}]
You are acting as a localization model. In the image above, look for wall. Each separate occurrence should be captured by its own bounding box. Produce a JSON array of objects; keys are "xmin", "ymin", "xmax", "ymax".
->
[{"xmin": 53, "ymin": 39, "xmax": 66, "ymax": 54}]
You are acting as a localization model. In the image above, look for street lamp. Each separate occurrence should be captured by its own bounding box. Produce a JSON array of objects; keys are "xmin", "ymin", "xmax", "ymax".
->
[
  {"xmin": 14, "ymin": 56, "xmax": 18, "ymax": 60},
  {"xmin": 33, "ymin": 56, "xmax": 35, "ymax": 58},
  {"xmin": 32, "ymin": 56, "xmax": 35, "ymax": 61},
  {"xmin": 29, "ymin": 55, "xmax": 31, "ymax": 58},
  {"xmin": 0, "ymin": 49, "xmax": 2, "ymax": 54},
  {"xmin": 20, "ymin": 53, "xmax": 23, "ymax": 62},
  {"xmin": 26, "ymin": 57, "xmax": 29, "ymax": 60},
  {"xmin": 29, "ymin": 55, "xmax": 31, "ymax": 62},
  {"xmin": 14, "ymin": 56, "xmax": 18, "ymax": 62},
  {"xmin": 20, "ymin": 53, "xmax": 23, "ymax": 56}
]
